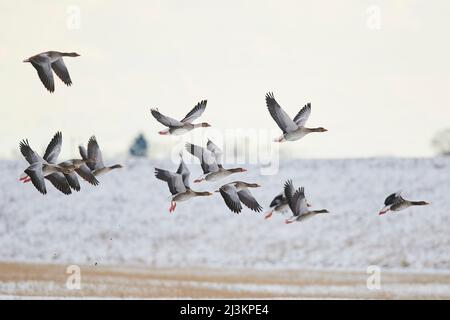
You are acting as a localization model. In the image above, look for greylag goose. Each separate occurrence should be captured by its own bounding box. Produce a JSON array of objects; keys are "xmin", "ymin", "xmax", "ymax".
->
[
  {"xmin": 284, "ymin": 180, "xmax": 329, "ymax": 224},
  {"xmin": 57, "ymin": 159, "xmax": 99, "ymax": 186},
  {"xmin": 266, "ymin": 92, "xmax": 327, "ymax": 142},
  {"xmin": 185, "ymin": 140, "xmax": 246, "ymax": 183},
  {"xmin": 265, "ymin": 186, "xmax": 311, "ymax": 219},
  {"xmin": 19, "ymin": 132, "xmax": 71, "ymax": 195},
  {"xmin": 216, "ymin": 181, "xmax": 262, "ymax": 214},
  {"xmin": 155, "ymin": 154, "xmax": 213, "ymax": 213},
  {"xmin": 151, "ymin": 100, "xmax": 211, "ymax": 135},
  {"xmin": 379, "ymin": 192, "xmax": 429, "ymax": 215},
  {"xmin": 23, "ymin": 51, "xmax": 80, "ymax": 93},
  {"xmin": 79, "ymin": 136, "xmax": 123, "ymax": 176}
]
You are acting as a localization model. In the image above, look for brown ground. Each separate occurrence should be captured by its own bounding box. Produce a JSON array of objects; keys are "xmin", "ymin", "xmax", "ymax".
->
[{"xmin": 0, "ymin": 261, "xmax": 449, "ymax": 299}]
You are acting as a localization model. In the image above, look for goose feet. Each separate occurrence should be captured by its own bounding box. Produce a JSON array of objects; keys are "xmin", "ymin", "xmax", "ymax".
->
[
  {"xmin": 264, "ymin": 210, "xmax": 273, "ymax": 219},
  {"xmin": 169, "ymin": 201, "xmax": 177, "ymax": 213}
]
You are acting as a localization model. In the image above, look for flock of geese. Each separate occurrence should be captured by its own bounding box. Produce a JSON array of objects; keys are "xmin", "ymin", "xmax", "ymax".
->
[
  {"xmin": 21, "ymin": 50, "xmax": 430, "ymax": 222},
  {"xmin": 19, "ymin": 132, "xmax": 123, "ymax": 195}
]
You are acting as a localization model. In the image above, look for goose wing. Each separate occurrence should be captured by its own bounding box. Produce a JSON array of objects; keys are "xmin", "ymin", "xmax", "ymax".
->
[
  {"xmin": 43, "ymin": 131, "xmax": 62, "ymax": 164},
  {"xmin": 206, "ymin": 139, "xmax": 223, "ymax": 165},
  {"xmin": 290, "ymin": 187, "xmax": 308, "ymax": 217},
  {"xmin": 185, "ymin": 142, "xmax": 219, "ymax": 174},
  {"xmin": 79, "ymin": 145, "xmax": 88, "ymax": 161},
  {"xmin": 219, "ymin": 184, "xmax": 242, "ymax": 214},
  {"xmin": 45, "ymin": 173, "xmax": 72, "ymax": 195},
  {"xmin": 237, "ymin": 189, "xmax": 262, "ymax": 212},
  {"xmin": 30, "ymin": 58, "xmax": 54, "ymax": 93},
  {"xmin": 65, "ymin": 172, "xmax": 81, "ymax": 191},
  {"xmin": 19, "ymin": 139, "xmax": 42, "ymax": 164},
  {"xmin": 87, "ymin": 136, "xmax": 104, "ymax": 170},
  {"xmin": 269, "ymin": 192, "xmax": 285, "ymax": 208},
  {"xmin": 51, "ymin": 58, "xmax": 72, "ymax": 86},
  {"xmin": 75, "ymin": 164, "xmax": 100, "ymax": 186},
  {"xmin": 150, "ymin": 109, "xmax": 184, "ymax": 127},
  {"xmin": 181, "ymin": 100, "xmax": 207, "ymax": 123},
  {"xmin": 283, "ymin": 180, "xmax": 295, "ymax": 203},
  {"xmin": 176, "ymin": 156, "xmax": 190, "ymax": 188},
  {"xmin": 155, "ymin": 168, "xmax": 186, "ymax": 195},
  {"xmin": 293, "ymin": 103, "xmax": 311, "ymax": 127},
  {"xmin": 25, "ymin": 162, "xmax": 46, "ymax": 195},
  {"xmin": 265, "ymin": 92, "xmax": 298, "ymax": 134},
  {"xmin": 384, "ymin": 191, "xmax": 403, "ymax": 206}
]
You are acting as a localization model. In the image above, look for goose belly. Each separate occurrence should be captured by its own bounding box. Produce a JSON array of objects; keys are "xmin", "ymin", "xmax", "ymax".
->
[
  {"xmin": 297, "ymin": 212, "xmax": 316, "ymax": 222},
  {"xmin": 285, "ymin": 129, "xmax": 308, "ymax": 141},
  {"xmin": 172, "ymin": 192, "xmax": 195, "ymax": 202},
  {"xmin": 205, "ymin": 171, "xmax": 231, "ymax": 182},
  {"xmin": 391, "ymin": 202, "xmax": 411, "ymax": 211},
  {"xmin": 42, "ymin": 164, "xmax": 60, "ymax": 176},
  {"xmin": 93, "ymin": 168, "xmax": 109, "ymax": 176},
  {"xmin": 170, "ymin": 127, "xmax": 192, "ymax": 135}
]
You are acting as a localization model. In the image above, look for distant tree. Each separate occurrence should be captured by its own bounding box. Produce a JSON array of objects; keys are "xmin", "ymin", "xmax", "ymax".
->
[
  {"xmin": 432, "ymin": 128, "xmax": 450, "ymax": 156},
  {"xmin": 129, "ymin": 133, "xmax": 149, "ymax": 157}
]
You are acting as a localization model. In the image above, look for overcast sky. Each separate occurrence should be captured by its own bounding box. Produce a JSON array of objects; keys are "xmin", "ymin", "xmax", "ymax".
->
[{"xmin": 1, "ymin": 0, "xmax": 449, "ymax": 160}]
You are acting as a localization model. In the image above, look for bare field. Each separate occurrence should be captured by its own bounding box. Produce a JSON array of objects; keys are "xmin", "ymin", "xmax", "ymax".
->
[{"xmin": 0, "ymin": 262, "xmax": 449, "ymax": 299}]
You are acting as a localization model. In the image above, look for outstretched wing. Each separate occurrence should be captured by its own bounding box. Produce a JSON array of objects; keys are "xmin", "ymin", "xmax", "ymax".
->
[
  {"xmin": 176, "ymin": 156, "xmax": 190, "ymax": 188},
  {"xmin": 290, "ymin": 187, "xmax": 308, "ymax": 217},
  {"xmin": 269, "ymin": 192, "xmax": 285, "ymax": 208},
  {"xmin": 79, "ymin": 145, "xmax": 88, "ymax": 160},
  {"xmin": 384, "ymin": 191, "xmax": 403, "ymax": 206},
  {"xmin": 75, "ymin": 165, "xmax": 100, "ymax": 186},
  {"xmin": 185, "ymin": 142, "xmax": 219, "ymax": 174},
  {"xmin": 43, "ymin": 131, "xmax": 62, "ymax": 164},
  {"xmin": 19, "ymin": 139, "xmax": 42, "ymax": 164},
  {"xmin": 219, "ymin": 184, "xmax": 242, "ymax": 214},
  {"xmin": 87, "ymin": 136, "xmax": 104, "ymax": 170},
  {"xmin": 265, "ymin": 92, "xmax": 298, "ymax": 134},
  {"xmin": 206, "ymin": 139, "xmax": 223, "ymax": 166},
  {"xmin": 293, "ymin": 103, "xmax": 311, "ymax": 127},
  {"xmin": 30, "ymin": 58, "xmax": 55, "ymax": 93},
  {"xmin": 283, "ymin": 180, "xmax": 295, "ymax": 203},
  {"xmin": 45, "ymin": 173, "xmax": 71, "ymax": 195},
  {"xmin": 65, "ymin": 172, "xmax": 81, "ymax": 191},
  {"xmin": 51, "ymin": 58, "xmax": 72, "ymax": 86},
  {"xmin": 24, "ymin": 162, "xmax": 46, "ymax": 195},
  {"xmin": 181, "ymin": 100, "xmax": 207, "ymax": 123},
  {"xmin": 150, "ymin": 109, "xmax": 184, "ymax": 127},
  {"xmin": 237, "ymin": 189, "xmax": 262, "ymax": 212},
  {"xmin": 155, "ymin": 168, "xmax": 186, "ymax": 195}
]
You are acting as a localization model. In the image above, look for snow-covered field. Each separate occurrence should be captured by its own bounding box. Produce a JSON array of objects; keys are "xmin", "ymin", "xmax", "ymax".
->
[{"xmin": 0, "ymin": 157, "xmax": 449, "ymax": 271}]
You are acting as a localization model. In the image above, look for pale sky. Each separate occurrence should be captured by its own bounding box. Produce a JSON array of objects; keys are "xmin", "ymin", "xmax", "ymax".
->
[{"xmin": 1, "ymin": 0, "xmax": 449, "ymax": 160}]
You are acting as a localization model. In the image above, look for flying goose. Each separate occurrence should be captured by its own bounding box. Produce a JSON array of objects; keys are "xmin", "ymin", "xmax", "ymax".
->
[
  {"xmin": 284, "ymin": 180, "xmax": 329, "ymax": 224},
  {"xmin": 265, "ymin": 186, "xmax": 311, "ymax": 219},
  {"xmin": 216, "ymin": 181, "xmax": 262, "ymax": 214},
  {"xmin": 19, "ymin": 132, "xmax": 72, "ymax": 195},
  {"xmin": 379, "ymin": 192, "xmax": 429, "ymax": 215},
  {"xmin": 79, "ymin": 136, "xmax": 123, "ymax": 176},
  {"xmin": 185, "ymin": 140, "xmax": 246, "ymax": 183},
  {"xmin": 56, "ymin": 159, "xmax": 99, "ymax": 186},
  {"xmin": 265, "ymin": 92, "xmax": 327, "ymax": 142},
  {"xmin": 155, "ymin": 154, "xmax": 213, "ymax": 213},
  {"xmin": 151, "ymin": 100, "xmax": 211, "ymax": 135},
  {"xmin": 23, "ymin": 51, "xmax": 80, "ymax": 93},
  {"xmin": 19, "ymin": 133, "xmax": 99, "ymax": 190}
]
